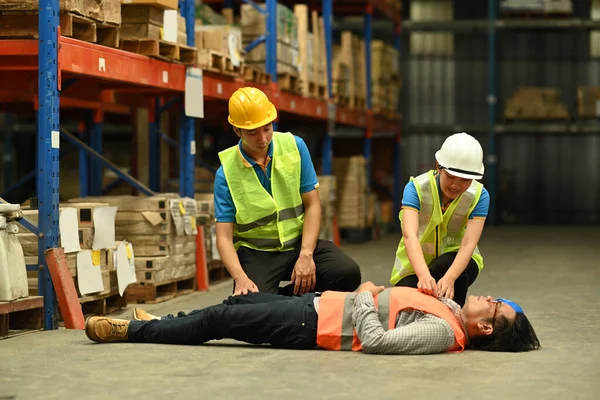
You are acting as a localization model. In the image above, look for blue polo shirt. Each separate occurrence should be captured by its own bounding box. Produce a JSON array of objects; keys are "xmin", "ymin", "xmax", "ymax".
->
[
  {"xmin": 214, "ymin": 135, "xmax": 319, "ymax": 223},
  {"xmin": 401, "ymin": 172, "xmax": 489, "ymax": 219}
]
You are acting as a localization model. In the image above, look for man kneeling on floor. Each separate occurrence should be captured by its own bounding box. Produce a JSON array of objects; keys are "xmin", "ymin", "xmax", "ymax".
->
[{"xmin": 85, "ymin": 282, "xmax": 540, "ymax": 354}]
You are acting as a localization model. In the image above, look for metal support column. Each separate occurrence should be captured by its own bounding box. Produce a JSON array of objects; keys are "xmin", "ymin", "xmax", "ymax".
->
[
  {"xmin": 38, "ymin": 0, "xmax": 60, "ymax": 330},
  {"xmin": 392, "ymin": 24, "xmax": 402, "ymax": 230},
  {"xmin": 322, "ymin": 0, "xmax": 334, "ymax": 175},
  {"xmin": 265, "ymin": 0, "xmax": 278, "ymax": 83},
  {"xmin": 78, "ymin": 121, "xmax": 89, "ymax": 197},
  {"xmin": 179, "ymin": 0, "xmax": 196, "ymax": 199},
  {"xmin": 149, "ymin": 97, "xmax": 162, "ymax": 192},
  {"xmin": 487, "ymin": 0, "xmax": 497, "ymax": 225},
  {"xmin": 364, "ymin": 5, "xmax": 373, "ymax": 187},
  {"xmin": 90, "ymin": 111, "xmax": 103, "ymax": 196}
]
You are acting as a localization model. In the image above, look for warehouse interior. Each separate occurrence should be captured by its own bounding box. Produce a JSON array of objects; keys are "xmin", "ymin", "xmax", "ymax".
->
[{"xmin": 0, "ymin": 0, "xmax": 599, "ymax": 399}]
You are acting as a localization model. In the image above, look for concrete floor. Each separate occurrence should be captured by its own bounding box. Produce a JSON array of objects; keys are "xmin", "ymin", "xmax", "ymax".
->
[{"xmin": 1, "ymin": 226, "xmax": 599, "ymax": 400}]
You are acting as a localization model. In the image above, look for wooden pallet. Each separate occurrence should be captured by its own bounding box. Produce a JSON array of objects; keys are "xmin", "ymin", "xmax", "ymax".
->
[
  {"xmin": 350, "ymin": 96, "xmax": 367, "ymax": 110},
  {"xmin": 242, "ymin": 65, "xmax": 272, "ymax": 85},
  {"xmin": 126, "ymin": 273, "xmax": 196, "ymax": 304},
  {"xmin": 311, "ymin": 82, "xmax": 327, "ymax": 100},
  {"xmin": 196, "ymin": 49, "xmax": 243, "ymax": 77},
  {"xmin": 278, "ymin": 73, "xmax": 300, "ymax": 94},
  {"xmin": 0, "ymin": 11, "xmax": 119, "ymax": 48},
  {"xmin": 120, "ymin": 38, "xmax": 178, "ymax": 62},
  {"xmin": 0, "ymin": 296, "xmax": 43, "ymax": 340},
  {"xmin": 208, "ymin": 261, "xmax": 231, "ymax": 285},
  {"xmin": 334, "ymin": 95, "xmax": 350, "ymax": 107},
  {"xmin": 79, "ymin": 292, "xmax": 127, "ymax": 317}
]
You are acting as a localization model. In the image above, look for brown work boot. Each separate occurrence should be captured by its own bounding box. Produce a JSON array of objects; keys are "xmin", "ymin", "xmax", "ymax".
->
[
  {"xmin": 132, "ymin": 308, "xmax": 160, "ymax": 321},
  {"xmin": 85, "ymin": 316, "xmax": 130, "ymax": 343}
]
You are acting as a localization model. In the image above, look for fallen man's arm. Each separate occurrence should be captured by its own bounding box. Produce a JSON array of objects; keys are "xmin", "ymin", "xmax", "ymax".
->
[{"xmin": 352, "ymin": 292, "xmax": 455, "ymax": 355}]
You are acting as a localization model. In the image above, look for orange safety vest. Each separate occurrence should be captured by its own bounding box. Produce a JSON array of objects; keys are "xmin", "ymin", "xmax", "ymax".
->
[{"xmin": 316, "ymin": 287, "xmax": 467, "ymax": 352}]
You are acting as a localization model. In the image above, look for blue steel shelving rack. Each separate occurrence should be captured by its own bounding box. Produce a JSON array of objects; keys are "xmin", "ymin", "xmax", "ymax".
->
[{"xmin": 0, "ymin": 0, "xmax": 199, "ymax": 330}]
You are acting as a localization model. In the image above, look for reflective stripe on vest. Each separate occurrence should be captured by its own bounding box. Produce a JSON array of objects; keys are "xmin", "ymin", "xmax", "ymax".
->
[
  {"xmin": 236, "ymin": 204, "xmax": 305, "ymax": 233},
  {"xmin": 218, "ymin": 132, "xmax": 304, "ymax": 252},
  {"xmin": 316, "ymin": 287, "xmax": 467, "ymax": 353},
  {"xmin": 391, "ymin": 170, "xmax": 484, "ymax": 284}
]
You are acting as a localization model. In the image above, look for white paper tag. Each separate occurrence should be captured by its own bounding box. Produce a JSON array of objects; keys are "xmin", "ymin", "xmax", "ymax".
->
[
  {"xmin": 162, "ymin": 71, "xmax": 169, "ymax": 83},
  {"xmin": 99, "ymin": 57, "xmax": 106, "ymax": 72},
  {"xmin": 291, "ymin": 100, "xmax": 296, "ymax": 110},
  {"xmin": 217, "ymin": 83, "xmax": 223, "ymax": 95},
  {"xmin": 190, "ymin": 140, "xmax": 196, "ymax": 155},
  {"xmin": 185, "ymin": 67, "xmax": 204, "ymax": 118},
  {"xmin": 51, "ymin": 130, "xmax": 59, "ymax": 149},
  {"xmin": 228, "ymin": 33, "xmax": 241, "ymax": 68}
]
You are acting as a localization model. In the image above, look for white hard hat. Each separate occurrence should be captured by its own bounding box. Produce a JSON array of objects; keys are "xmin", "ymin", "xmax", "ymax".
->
[{"xmin": 435, "ymin": 132, "xmax": 485, "ymax": 180}]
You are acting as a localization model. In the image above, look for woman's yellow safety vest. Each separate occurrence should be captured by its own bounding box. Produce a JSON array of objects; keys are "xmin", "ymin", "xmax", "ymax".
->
[
  {"xmin": 218, "ymin": 132, "xmax": 304, "ymax": 252},
  {"xmin": 390, "ymin": 170, "xmax": 485, "ymax": 285}
]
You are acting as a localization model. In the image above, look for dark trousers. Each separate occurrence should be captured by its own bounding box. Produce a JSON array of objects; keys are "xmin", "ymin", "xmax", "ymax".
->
[
  {"xmin": 395, "ymin": 252, "xmax": 479, "ymax": 306},
  {"xmin": 127, "ymin": 292, "xmax": 319, "ymax": 349},
  {"xmin": 236, "ymin": 239, "xmax": 361, "ymax": 295}
]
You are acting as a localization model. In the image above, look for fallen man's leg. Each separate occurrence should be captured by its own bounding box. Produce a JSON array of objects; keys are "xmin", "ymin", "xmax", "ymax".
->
[{"xmin": 85, "ymin": 292, "xmax": 318, "ymax": 349}]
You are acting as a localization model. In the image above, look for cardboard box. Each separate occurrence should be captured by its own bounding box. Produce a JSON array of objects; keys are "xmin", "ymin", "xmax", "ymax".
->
[
  {"xmin": 120, "ymin": 0, "xmax": 178, "ymax": 10},
  {"xmin": 194, "ymin": 24, "xmax": 242, "ymax": 54}
]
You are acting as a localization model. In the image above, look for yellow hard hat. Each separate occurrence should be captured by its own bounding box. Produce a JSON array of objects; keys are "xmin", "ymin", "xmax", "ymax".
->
[{"xmin": 228, "ymin": 87, "xmax": 277, "ymax": 130}]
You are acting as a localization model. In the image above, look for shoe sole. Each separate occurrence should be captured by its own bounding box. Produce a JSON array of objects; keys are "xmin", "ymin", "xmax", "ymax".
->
[{"xmin": 85, "ymin": 316, "xmax": 101, "ymax": 343}]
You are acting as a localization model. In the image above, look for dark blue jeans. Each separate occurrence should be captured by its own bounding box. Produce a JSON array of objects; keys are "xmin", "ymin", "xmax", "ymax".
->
[{"xmin": 127, "ymin": 292, "xmax": 319, "ymax": 349}]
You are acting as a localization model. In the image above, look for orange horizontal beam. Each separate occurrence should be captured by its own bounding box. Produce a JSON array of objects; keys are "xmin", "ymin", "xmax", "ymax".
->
[{"xmin": 0, "ymin": 39, "xmax": 187, "ymax": 92}]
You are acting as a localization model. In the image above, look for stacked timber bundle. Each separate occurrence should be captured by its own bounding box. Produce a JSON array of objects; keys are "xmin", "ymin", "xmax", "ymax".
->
[
  {"xmin": 0, "ymin": 0, "xmax": 121, "ymax": 48},
  {"xmin": 118, "ymin": 0, "xmax": 197, "ymax": 64},
  {"xmin": 68, "ymin": 194, "xmax": 198, "ymax": 304}
]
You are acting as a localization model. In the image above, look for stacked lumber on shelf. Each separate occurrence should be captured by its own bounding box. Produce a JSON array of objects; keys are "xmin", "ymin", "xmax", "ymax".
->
[
  {"xmin": 194, "ymin": 23, "xmax": 244, "ymax": 76},
  {"xmin": 118, "ymin": 0, "xmax": 197, "ymax": 64},
  {"xmin": 332, "ymin": 156, "xmax": 369, "ymax": 229},
  {"xmin": 317, "ymin": 175, "xmax": 337, "ymax": 242},
  {"xmin": 371, "ymin": 40, "xmax": 401, "ymax": 116},
  {"xmin": 294, "ymin": 5, "xmax": 327, "ymax": 100},
  {"xmin": 195, "ymin": 193, "xmax": 230, "ymax": 284},
  {"xmin": 67, "ymin": 194, "xmax": 198, "ymax": 304},
  {"xmin": 500, "ymin": 0, "xmax": 572, "ymax": 15},
  {"xmin": 503, "ymin": 87, "xmax": 570, "ymax": 120},
  {"xmin": 0, "ymin": 0, "xmax": 121, "ymax": 48},
  {"xmin": 16, "ymin": 202, "xmax": 127, "ymax": 316},
  {"xmin": 577, "ymin": 87, "xmax": 600, "ymax": 118},
  {"xmin": 340, "ymin": 31, "xmax": 366, "ymax": 110},
  {"xmin": 241, "ymin": 2, "xmax": 300, "ymax": 91}
]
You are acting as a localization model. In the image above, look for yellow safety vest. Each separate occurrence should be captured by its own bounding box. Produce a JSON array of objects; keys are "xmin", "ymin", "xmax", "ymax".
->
[
  {"xmin": 218, "ymin": 131, "xmax": 304, "ymax": 252},
  {"xmin": 390, "ymin": 170, "xmax": 484, "ymax": 285}
]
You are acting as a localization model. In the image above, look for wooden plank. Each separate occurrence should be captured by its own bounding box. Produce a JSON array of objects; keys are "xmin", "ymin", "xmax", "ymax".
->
[
  {"xmin": 178, "ymin": 44, "xmax": 198, "ymax": 65},
  {"xmin": 121, "ymin": 4, "xmax": 164, "ymax": 26},
  {"xmin": 294, "ymin": 4, "xmax": 310, "ymax": 98},
  {"xmin": 119, "ymin": 22, "xmax": 162, "ymax": 40}
]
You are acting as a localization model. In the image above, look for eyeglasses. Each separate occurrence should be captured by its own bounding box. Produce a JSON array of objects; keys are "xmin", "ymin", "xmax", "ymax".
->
[{"xmin": 491, "ymin": 300, "xmax": 501, "ymax": 326}]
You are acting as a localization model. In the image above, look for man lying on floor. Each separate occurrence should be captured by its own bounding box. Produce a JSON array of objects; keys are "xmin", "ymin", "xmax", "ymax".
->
[{"xmin": 84, "ymin": 281, "xmax": 540, "ymax": 354}]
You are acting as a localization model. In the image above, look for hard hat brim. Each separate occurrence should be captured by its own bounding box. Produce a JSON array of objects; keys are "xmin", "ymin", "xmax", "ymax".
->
[{"xmin": 444, "ymin": 168, "xmax": 484, "ymax": 180}]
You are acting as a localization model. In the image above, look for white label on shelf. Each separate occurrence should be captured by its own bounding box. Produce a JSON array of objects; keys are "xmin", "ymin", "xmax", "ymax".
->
[
  {"xmin": 291, "ymin": 100, "xmax": 296, "ymax": 110},
  {"xmin": 185, "ymin": 67, "xmax": 204, "ymax": 118},
  {"xmin": 217, "ymin": 83, "xmax": 223, "ymax": 95},
  {"xmin": 316, "ymin": 106, "xmax": 322, "ymax": 115},
  {"xmin": 162, "ymin": 71, "xmax": 169, "ymax": 84},
  {"xmin": 98, "ymin": 57, "xmax": 106, "ymax": 72},
  {"xmin": 51, "ymin": 130, "xmax": 59, "ymax": 149},
  {"xmin": 190, "ymin": 140, "xmax": 196, "ymax": 155}
]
